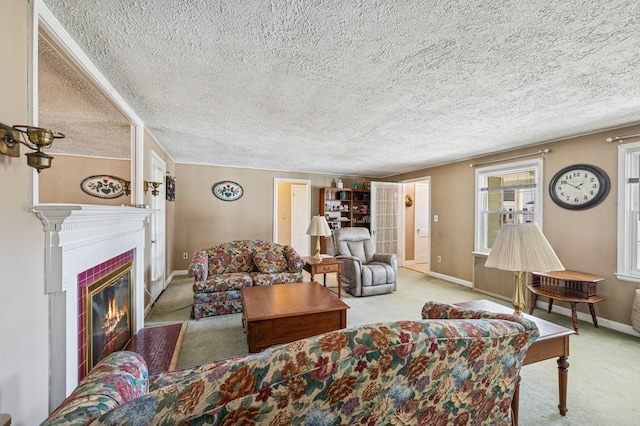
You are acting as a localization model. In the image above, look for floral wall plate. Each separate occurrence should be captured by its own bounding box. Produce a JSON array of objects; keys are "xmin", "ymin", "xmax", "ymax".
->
[
  {"xmin": 80, "ymin": 175, "xmax": 126, "ymax": 199},
  {"xmin": 212, "ymin": 181, "xmax": 243, "ymax": 201}
]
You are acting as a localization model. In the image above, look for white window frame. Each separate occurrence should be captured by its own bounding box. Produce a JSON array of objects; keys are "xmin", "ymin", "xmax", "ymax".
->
[
  {"xmin": 474, "ymin": 158, "xmax": 544, "ymax": 254},
  {"xmin": 617, "ymin": 142, "xmax": 640, "ymax": 283}
]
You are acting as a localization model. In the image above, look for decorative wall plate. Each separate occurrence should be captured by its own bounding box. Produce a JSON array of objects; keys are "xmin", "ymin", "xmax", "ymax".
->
[
  {"xmin": 80, "ymin": 175, "xmax": 126, "ymax": 199},
  {"xmin": 212, "ymin": 181, "xmax": 244, "ymax": 201}
]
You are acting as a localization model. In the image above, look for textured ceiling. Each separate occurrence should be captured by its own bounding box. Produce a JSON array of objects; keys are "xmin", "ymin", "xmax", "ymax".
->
[{"xmin": 41, "ymin": 0, "xmax": 640, "ymax": 177}]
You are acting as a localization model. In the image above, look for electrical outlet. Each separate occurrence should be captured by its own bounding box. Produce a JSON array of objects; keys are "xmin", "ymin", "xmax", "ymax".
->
[
  {"xmin": 183, "ymin": 252, "xmax": 188, "ymax": 259},
  {"xmin": 436, "ymin": 256, "xmax": 442, "ymax": 262}
]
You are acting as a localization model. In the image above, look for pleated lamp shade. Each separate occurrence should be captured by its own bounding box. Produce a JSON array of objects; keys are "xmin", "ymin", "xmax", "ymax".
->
[
  {"xmin": 306, "ymin": 215, "xmax": 332, "ymax": 261},
  {"xmin": 485, "ymin": 223, "xmax": 564, "ymax": 315},
  {"xmin": 485, "ymin": 223, "xmax": 564, "ymax": 272},
  {"xmin": 306, "ymin": 215, "xmax": 332, "ymax": 237}
]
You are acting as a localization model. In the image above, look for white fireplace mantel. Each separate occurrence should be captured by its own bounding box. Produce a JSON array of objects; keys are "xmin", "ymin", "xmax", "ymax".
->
[{"xmin": 33, "ymin": 204, "xmax": 151, "ymax": 410}]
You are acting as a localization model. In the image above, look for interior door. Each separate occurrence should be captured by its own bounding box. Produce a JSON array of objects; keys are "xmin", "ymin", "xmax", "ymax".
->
[
  {"xmin": 414, "ymin": 181, "xmax": 430, "ymax": 265},
  {"xmin": 291, "ymin": 184, "xmax": 310, "ymax": 256},
  {"xmin": 149, "ymin": 152, "xmax": 166, "ymax": 302},
  {"xmin": 370, "ymin": 182, "xmax": 401, "ymax": 254},
  {"xmin": 273, "ymin": 179, "xmax": 311, "ymax": 255}
]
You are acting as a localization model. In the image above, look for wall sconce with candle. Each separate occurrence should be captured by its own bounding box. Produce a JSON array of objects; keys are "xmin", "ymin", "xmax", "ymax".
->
[
  {"xmin": 0, "ymin": 123, "xmax": 65, "ymax": 172},
  {"xmin": 143, "ymin": 181, "xmax": 162, "ymax": 197}
]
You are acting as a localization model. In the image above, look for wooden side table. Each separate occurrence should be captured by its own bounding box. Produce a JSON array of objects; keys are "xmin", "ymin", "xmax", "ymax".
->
[
  {"xmin": 302, "ymin": 256, "xmax": 343, "ymax": 298},
  {"xmin": 456, "ymin": 299, "xmax": 574, "ymax": 425},
  {"xmin": 528, "ymin": 270, "xmax": 605, "ymax": 334}
]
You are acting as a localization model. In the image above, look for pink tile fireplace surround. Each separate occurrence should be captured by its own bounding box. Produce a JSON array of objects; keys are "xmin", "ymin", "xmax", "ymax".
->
[
  {"xmin": 34, "ymin": 205, "xmax": 151, "ymax": 411},
  {"xmin": 77, "ymin": 250, "xmax": 134, "ymax": 381}
]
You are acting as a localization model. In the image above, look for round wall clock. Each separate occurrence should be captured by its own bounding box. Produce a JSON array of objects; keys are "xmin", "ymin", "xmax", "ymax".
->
[
  {"xmin": 212, "ymin": 181, "xmax": 244, "ymax": 201},
  {"xmin": 549, "ymin": 164, "xmax": 610, "ymax": 210}
]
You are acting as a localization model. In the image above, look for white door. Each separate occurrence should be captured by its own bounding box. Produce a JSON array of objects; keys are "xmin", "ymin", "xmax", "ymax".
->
[
  {"xmin": 291, "ymin": 184, "xmax": 310, "ymax": 256},
  {"xmin": 370, "ymin": 182, "xmax": 401, "ymax": 254},
  {"xmin": 149, "ymin": 152, "xmax": 166, "ymax": 302},
  {"xmin": 272, "ymin": 179, "xmax": 311, "ymax": 255},
  {"xmin": 414, "ymin": 181, "xmax": 430, "ymax": 265}
]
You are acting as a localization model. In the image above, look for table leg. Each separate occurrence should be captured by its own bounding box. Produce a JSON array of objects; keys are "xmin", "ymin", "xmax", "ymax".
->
[
  {"xmin": 336, "ymin": 266, "xmax": 342, "ymax": 298},
  {"xmin": 511, "ymin": 375, "xmax": 521, "ymax": 426},
  {"xmin": 323, "ymin": 274, "xmax": 326, "ymax": 287},
  {"xmin": 547, "ymin": 298, "xmax": 554, "ymax": 313},
  {"xmin": 570, "ymin": 303, "xmax": 579, "ymax": 334},
  {"xmin": 557, "ymin": 356, "xmax": 569, "ymax": 416},
  {"xmin": 528, "ymin": 293, "xmax": 538, "ymax": 315},
  {"xmin": 588, "ymin": 303, "xmax": 599, "ymax": 328}
]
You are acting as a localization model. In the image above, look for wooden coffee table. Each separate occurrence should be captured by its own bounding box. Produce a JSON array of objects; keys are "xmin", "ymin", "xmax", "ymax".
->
[
  {"xmin": 455, "ymin": 299, "xmax": 575, "ymax": 426},
  {"xmin": 241, "ymin": 282, "xmax": 349, "ymax": 353}
]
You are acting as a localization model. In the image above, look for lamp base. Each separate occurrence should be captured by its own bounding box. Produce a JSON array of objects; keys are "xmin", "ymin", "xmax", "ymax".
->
[
  {"xmin": 512, "ymin": 271, "xmax": 525, "ymax": 316},
  {"xmin": 313, "ymin": 237, "xmax": 323, "ymax": 262}
]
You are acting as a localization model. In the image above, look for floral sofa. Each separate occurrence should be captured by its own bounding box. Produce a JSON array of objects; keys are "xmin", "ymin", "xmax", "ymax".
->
[
  {"xmin": 41, "ymin": 302, "xmax": 539, "ymax": 425},
  {"xmin": 188, "ymin": 240, "xmax": 304, "ymax": 318}
]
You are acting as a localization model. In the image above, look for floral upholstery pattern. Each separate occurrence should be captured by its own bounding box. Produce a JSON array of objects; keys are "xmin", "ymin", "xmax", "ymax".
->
[
  {"xmin": 41, "ymin": 351, "xmax": 148, "ymax": 426},
  {"xmin": 43, "ymin": 302, "xmax": 539, "ymax": 425},
  {"xmin": 188, "ymin": 240, "xmax": 305, "ymax": 318},
  {"xmin": 193, "ymin": 273, "xmax": 253, "ymax": 293},
  {"xmin": 254, "ymin": 248, "xmax": 288, "ymax": 273}
]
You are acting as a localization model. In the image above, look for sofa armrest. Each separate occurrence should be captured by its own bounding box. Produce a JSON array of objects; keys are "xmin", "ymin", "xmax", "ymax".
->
[
  {"xmin": 41, "ymin": 351, "xmax": 148, "ymax": 426},
  {"xmin": 421, "ymin": 301, "xmax": 539, "ymax": 336},
  {"xmin": 188, "ymin": 249, "xmax": 209, "ymax": 281},
  {"xmin": 284, "ymin": 245, "xmax": 304, "ymax": 271},
  {"xmin": 148, "ymin": 354, "xmax": 250, "ymax": 391},
  {"xmin": 372, "ymin": 253, "xmax": 396, "ymax": 266}
]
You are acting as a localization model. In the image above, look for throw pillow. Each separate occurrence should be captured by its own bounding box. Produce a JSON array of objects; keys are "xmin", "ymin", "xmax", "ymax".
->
[{"xmin": 254, "ymin": 250, "xmax": 288, "ymax": 274}]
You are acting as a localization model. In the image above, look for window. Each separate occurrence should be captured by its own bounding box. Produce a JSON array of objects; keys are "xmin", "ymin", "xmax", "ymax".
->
[
  {"xmin": 475, "ymin": 159, "xmax": 543, "ymax": 253},
  {"xmin": 617, "ymin": 142, "xmax": 640, "ymax": 282}
]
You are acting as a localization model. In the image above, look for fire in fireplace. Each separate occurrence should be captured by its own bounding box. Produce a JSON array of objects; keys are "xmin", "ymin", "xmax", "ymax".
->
[{"xmin": 85, "ymin": 262, "xmax": 133, "ymax": 373}]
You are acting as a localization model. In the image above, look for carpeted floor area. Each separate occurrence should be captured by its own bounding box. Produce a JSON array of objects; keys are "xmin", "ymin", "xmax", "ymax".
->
[{"xmin": 145, "ymin": 267, "xmax": 640, "ymax": 425}]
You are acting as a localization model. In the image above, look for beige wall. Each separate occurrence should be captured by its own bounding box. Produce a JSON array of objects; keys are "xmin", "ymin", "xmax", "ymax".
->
[
  {"xmin": 0, "ymin": 0, "xmax": 50, "ymax": 423},
  {"xmin": 404, "ymin": 183, "xmax": 416, "ymax": 260},
  {"xmin": 390, "ymin": 125, "xmax": 640, "ymax": 326},
  {"xmin": 39, "ymin": 156, "xmax": 130, "ymax": 204},
  {"xmin": 173, "ymin": 164, "xmax": 347, "ymax": 270}
]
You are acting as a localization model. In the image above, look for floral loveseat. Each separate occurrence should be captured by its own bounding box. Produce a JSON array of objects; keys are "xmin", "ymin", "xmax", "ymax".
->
[
  {"xmin": 41, "ymin": 302, "xmax": 539, "ymax": 425},
  {"xmin": 188, "ymin": 240, "xmax": 304, "ymax": 318}
]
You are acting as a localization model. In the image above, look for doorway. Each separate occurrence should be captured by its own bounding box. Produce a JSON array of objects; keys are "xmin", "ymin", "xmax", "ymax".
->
[
  {"xmin": 273, "ymin": 179, "xmax": 311, "ymax": 256},
  {"xmin": 402, "ymin": 178, "xmax": 431, "ymax": 274},
  {"xmin": 149, "ymin": 151, "xmax": 166, "ymax": 302}
]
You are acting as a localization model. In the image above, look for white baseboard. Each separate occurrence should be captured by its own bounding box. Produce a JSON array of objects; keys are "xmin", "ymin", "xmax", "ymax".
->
[
  {"xmin": 427, "ymin": 271, "xmax": 473, "ymax": 288},
  {"xmin": 534, "ymin": 300, "xmax": 640, "ymax": 337},
  {"xmin": 166, "ymin": 268, "xmax": 640, "ymax": 337},
  {"xmin": 428, "ymin": 273, "xmax": 640, "ymax": 337}
]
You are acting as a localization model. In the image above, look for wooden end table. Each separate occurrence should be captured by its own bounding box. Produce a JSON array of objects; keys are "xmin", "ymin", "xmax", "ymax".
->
[
  {"xmin": 528, "ymin": 270, "xmax": 605, "ymax": 334},
  {"xmin": 241, "ymin": 282, "xmax": 349, "ymax": 353},
  {"xmin": 455, "ymin": 299, "xmax": 575, "ymax": 426},
  {"xmin": 302, "ymin": 256, "xmax": 343, "ymax": 298}
]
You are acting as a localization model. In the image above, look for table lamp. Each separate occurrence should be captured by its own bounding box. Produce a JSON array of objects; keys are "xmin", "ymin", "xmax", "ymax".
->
[
  {"xmin": 485, "ymin": 223, "xmax": 564, "ymax": 315},
  {"xmin": 306, "ymin": 215, "xmax": 332, "ymax": 262}
]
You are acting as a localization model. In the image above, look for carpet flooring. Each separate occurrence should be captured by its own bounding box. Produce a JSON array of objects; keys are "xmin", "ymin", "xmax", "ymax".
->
[
  {"xmin": 145, "ymin": 267, "xmax": 640, "ymax": 425},
  {"xmin": 125, "ymin": 322, "xmax": 185, "ymax": 374}
]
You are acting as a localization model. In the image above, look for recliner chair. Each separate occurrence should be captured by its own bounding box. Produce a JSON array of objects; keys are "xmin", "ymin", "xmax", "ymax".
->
[{"xmin": 333, "ymin": 227, "xmax": 397, "ymax": 296}]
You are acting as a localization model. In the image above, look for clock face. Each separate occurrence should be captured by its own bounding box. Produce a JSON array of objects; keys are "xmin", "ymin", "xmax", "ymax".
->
[{"xmin": 549, "ymin": 164, "xmax": 610, "ymax": 210}]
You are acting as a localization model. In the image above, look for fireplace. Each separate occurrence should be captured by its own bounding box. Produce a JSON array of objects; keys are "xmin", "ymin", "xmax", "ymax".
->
[
  {"xmin": 84, "ymin": 262, "xmax": 133, "ymax": 375},
  {"xmin": 34, "ymin": 204, "xmax": 151, "ymax": 410}
]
